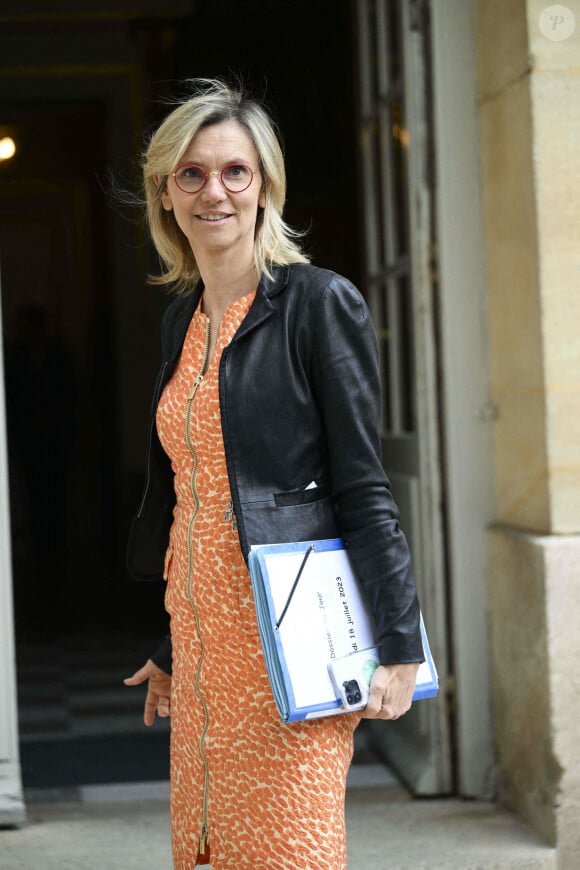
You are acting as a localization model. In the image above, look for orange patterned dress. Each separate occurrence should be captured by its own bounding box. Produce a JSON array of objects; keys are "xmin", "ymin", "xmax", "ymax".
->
[{"xmin": 156, "ymin": 291, "xmax": 359, "ymax": 870}]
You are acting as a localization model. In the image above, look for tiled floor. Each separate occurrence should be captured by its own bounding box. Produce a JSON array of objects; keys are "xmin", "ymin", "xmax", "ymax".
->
[
  {"xmin": 17, "ymin": 636, "xmax": 165, "ymax": 742},
  {"xmin": 16, "ymin": 635, "xmax": 171, "ymax": 788},
  {"xmin": 15, "ymin": 634, "xmax": 383, "ymax": 789}
]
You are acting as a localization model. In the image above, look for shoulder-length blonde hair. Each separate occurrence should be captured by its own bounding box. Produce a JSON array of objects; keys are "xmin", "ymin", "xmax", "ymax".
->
[{"xmin": 143, "ymin": 78, "xmax": 310, "ymax": 293}]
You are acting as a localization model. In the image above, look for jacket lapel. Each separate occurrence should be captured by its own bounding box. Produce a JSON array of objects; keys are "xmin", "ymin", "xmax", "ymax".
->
[
  {"xmin": 163, "ymin": 264, "xmax": 290, "ymax": 358},
  {"xmin": 232, "ymin": 265, "xmax": 289, "ymax": 343}
]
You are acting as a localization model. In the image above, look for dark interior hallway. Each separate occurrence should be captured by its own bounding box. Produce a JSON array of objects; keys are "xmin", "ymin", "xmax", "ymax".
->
[{"xmin": 0, "ymin": 0, "xmax": 363, "ymax": 788}]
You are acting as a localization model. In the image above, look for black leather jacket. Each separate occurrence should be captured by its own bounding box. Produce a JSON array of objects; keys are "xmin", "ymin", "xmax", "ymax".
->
[{"xmin": 127, "ymin": 263, "xmax": 422, "ymax": 671}]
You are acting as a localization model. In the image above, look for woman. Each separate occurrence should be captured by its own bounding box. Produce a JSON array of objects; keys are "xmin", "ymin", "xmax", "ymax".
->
[{"xmin": 125, "ymin": 79, "xmax": 422, "ymax": 870}]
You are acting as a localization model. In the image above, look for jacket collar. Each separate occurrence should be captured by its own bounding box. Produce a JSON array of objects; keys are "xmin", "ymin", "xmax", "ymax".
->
[
  {"xmin": 164, "ymin": 263, "xmax": 290, "ymax": 360},
  {"xmin": 260, "ymin": 263, "xmax": 289, "ymax": 299},
  {"xmin": 233, "ymin": 263, "xmax": 289, "ymax": 342}
]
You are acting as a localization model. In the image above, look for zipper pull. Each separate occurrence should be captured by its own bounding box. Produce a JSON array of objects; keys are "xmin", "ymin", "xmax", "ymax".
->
[
  {"xmin": 224, "ymin": 500, "xmax": 238, "ymax": 530},
  {"xmin": 188, "ymin": 374, "xmax": 203, "ymax": 401},
  {"xmin": 199, "ymin": 824, "xmax": 209, "ymax": 856}
]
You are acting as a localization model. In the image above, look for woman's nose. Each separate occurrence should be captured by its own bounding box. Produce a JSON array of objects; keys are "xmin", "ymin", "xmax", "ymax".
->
[{"xmin": 201, "ymin": 172, "xmax": 226, "ymax": 200}]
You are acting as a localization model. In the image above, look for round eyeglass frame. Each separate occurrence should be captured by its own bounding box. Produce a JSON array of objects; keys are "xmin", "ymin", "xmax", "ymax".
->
[{"xmin": 171, "ymin": 162, "xmax": 257, "ymax": 194}]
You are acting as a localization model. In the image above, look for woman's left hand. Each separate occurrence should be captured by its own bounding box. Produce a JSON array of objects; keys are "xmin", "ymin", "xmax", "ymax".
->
[
  {"xmin": 361, "ymin": 662, "xmax": 421, "ymax": 720},
  {"xmin": 124, "ymin": 659, "xmax": 172, "ymax": 726}
]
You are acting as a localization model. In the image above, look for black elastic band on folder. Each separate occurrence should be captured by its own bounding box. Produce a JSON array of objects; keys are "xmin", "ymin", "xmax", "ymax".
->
[{"xmin": 275, "ymin": 544, "xmax": 315, "ymax": 631}]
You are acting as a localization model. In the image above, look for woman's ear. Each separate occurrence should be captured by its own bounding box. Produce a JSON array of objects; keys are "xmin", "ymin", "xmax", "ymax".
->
[
  {"xmin": 154, "ymin": 174, "xmax": 173, "ymax": 212},
  {"xmin": 258, "ymin": 185, "xmax": 266, "ymax": 209}
]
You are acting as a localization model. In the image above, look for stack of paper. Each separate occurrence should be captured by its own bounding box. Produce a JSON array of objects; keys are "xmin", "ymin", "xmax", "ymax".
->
[{"xmin": 248, "ymin": 538, "xmax": 438, "ymax": 722}]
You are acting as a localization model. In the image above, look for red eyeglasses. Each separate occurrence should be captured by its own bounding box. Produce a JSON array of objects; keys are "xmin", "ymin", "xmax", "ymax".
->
[{"xmin": 172, "ymin": 163, "xmax": 257, "ymax": 194}]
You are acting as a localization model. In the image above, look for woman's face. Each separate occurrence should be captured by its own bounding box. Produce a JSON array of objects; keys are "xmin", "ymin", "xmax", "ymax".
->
[{"xmin": 161, "ymin": 120, "xmax": 266, "ymax": 266}]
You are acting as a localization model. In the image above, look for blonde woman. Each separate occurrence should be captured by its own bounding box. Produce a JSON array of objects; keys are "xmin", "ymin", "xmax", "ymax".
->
[{"xmin": 125, "ymin": 79, "xmax": 421, "ymax": 870}]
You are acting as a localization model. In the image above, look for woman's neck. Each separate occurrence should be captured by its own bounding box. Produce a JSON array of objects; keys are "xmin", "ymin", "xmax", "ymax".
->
[{"xmin": 197, "ymin": 252, "xmax": 259, "ymax": 322}]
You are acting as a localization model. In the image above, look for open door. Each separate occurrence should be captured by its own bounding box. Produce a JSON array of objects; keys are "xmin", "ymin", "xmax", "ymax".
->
[{"xmin": 355, "ymin": 0, "xmax": 452, "ymax": 794}]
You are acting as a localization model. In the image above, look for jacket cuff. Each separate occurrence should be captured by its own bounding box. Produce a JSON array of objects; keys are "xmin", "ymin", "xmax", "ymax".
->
[
  {"xmin": 377, "ymin": 631, "xmax": 425, "ymax": 666},
  {"xmin": 151, "ymin": 634, "xmax": 172, "ymax": 675}
]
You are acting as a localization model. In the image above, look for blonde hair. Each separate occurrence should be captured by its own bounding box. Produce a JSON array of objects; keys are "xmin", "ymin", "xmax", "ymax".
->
[{"xmin": 143, "ymin": 78, "xmax": 310, "ymax": 293}]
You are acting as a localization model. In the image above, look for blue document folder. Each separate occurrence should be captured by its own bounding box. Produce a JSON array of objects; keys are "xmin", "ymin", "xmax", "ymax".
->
[{"xmin": 248, "ymin": 538, "xmax": 439, "ymax": 722}]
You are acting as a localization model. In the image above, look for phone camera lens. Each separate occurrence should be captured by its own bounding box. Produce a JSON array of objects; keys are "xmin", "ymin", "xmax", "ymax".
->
[{"xmin": 343, "ymin": 679, "xmax": 361, "ymax": 706}]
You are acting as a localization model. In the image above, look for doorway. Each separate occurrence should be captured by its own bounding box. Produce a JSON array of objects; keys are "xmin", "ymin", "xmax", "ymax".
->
[
  {"xmin": 0, "ymin": 97, "xmax": 169, "ymax": 788},
  {"xmin": 0, "ymin": 0, "xmax": 366, "ymax": 791},
  {"xmin": 354, "ymin": 0, "xmax": 453, "ymax": 794}
]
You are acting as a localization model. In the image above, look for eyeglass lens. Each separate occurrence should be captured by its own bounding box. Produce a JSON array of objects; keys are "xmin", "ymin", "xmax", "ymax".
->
[{"xmin": 174, "ymin": 163, "xmax": 254, "ymax": 193}]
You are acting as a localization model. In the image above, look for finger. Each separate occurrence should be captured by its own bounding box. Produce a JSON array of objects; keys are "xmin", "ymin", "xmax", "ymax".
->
[
  {"xmin": 380, "ymin": 697, "xmax": 412, "ymax": 720},
  {"xmin": 360, "ymin": 707, "xmax": 377, "ymax": 720},
  {"xmin": 124, "ymin": 658, "xmax": 162, "ymax": 687},
  {"xmin": 157, "ymin": 695, "xmax": 171, "ymax": 718},
  {"xmin": 124, "ymin": 665, "xmax": 152, "ymax": 686},
  {"xmin": 378, "ymin": 703, "xmax": 399, "ymax": 720},
  {"xmin": 365, "ymin": 679, "xmax": 386, "ymax": 717},
  {"xmin": 361, "ymin": 691, "xmax": 383, "ymax": 718},
  {"xmin": 143, "ymin": 688, "xmax": 159, "ymax": 726}
]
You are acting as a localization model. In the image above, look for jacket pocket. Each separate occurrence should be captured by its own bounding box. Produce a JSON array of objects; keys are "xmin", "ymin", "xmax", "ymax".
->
[
  {"xmin": 243, "ymin": 494, "xmax": 339, "ymax": 552},
  {"xmin": 273, "ymin": 483, "xmax": 331, "ymax": 507}
]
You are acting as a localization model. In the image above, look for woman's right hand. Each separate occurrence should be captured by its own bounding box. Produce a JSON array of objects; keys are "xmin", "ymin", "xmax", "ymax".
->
[{"xmin": 124, "ymin": 659, "xmax": 172, "ymax": 726}]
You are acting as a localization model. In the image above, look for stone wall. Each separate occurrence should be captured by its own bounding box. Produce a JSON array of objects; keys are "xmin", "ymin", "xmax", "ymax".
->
[{"xmin": 477, "ymin": 1, "xmax": 580, "ymax": 865}]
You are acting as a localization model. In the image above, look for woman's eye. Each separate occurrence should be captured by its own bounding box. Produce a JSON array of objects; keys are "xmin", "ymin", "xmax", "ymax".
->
[
  {"xmin": 178, "ymin": 165, "xmax": 204, "ymax": 180},
  {"xmin": 223, "ymin": 164, "xmax": 249, "ymax": 180}
]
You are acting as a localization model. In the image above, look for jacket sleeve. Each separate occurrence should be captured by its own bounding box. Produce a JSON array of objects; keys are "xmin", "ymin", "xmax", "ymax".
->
[
  {"xmin": 310, "ymin": 274, "xmax": 423, "ymax": 665},
  {"xmin": 138, "ymin": 303, "xmax": 183, "ymax": 672},
  {"xmin": 151, "ymin": 634, "xmax": 172, "ymax": 674}
]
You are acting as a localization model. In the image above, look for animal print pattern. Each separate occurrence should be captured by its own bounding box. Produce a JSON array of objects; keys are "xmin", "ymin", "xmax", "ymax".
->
[{"xmin": 157, "ymin": 292, "xmax": 359, "ymax": 869}]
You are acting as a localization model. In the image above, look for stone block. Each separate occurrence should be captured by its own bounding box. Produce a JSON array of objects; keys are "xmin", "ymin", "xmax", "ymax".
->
[
  {"xmin": 488, "ymin": 527, "xmax": 580, "ymax": 864},
  {"xmin": 477, "ymin": 0, "xmax": 530, "ymax": 101}
]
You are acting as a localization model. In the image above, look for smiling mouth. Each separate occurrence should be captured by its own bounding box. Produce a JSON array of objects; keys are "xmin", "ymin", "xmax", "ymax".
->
[{"xmin": 197, "ymin": 213, "xmax": 232, "ymax": 222}]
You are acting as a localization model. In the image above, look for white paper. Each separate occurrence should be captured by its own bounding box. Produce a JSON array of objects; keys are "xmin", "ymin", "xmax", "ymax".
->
[{"xmin": 263, "ymin": 548, "xmax": 377, "ymax": 708}]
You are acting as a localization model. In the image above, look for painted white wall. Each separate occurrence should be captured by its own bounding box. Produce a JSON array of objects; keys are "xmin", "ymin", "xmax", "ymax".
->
[
  {"xmin": 431, "ymin": 0, "xmax": 496, "ymax": 797},
  {"xmin": 0, "ymin": 266, "xmax": 25, "ymax": 825}
]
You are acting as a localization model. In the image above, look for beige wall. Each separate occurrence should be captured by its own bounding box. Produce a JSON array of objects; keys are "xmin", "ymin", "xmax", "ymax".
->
[
  {"xmin": 527, "ymin": 0, "xmax": 580, "ymax": 532},
  {"xmin": 478, "ymin": 0, "xmax": 547, "ymax": 532},
  {"xmin": 477, "ymin": 0, "xmax": 580, "ymax": 865},
  {"xmin": 478, "ymin": 0, "xmax": 580, "ymax": 534}
]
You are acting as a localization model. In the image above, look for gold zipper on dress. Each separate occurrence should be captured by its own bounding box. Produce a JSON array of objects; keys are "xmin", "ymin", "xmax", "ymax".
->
[{"xmin": 184, "ymin": 316, "xmax": 212, "ymax": 858}]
